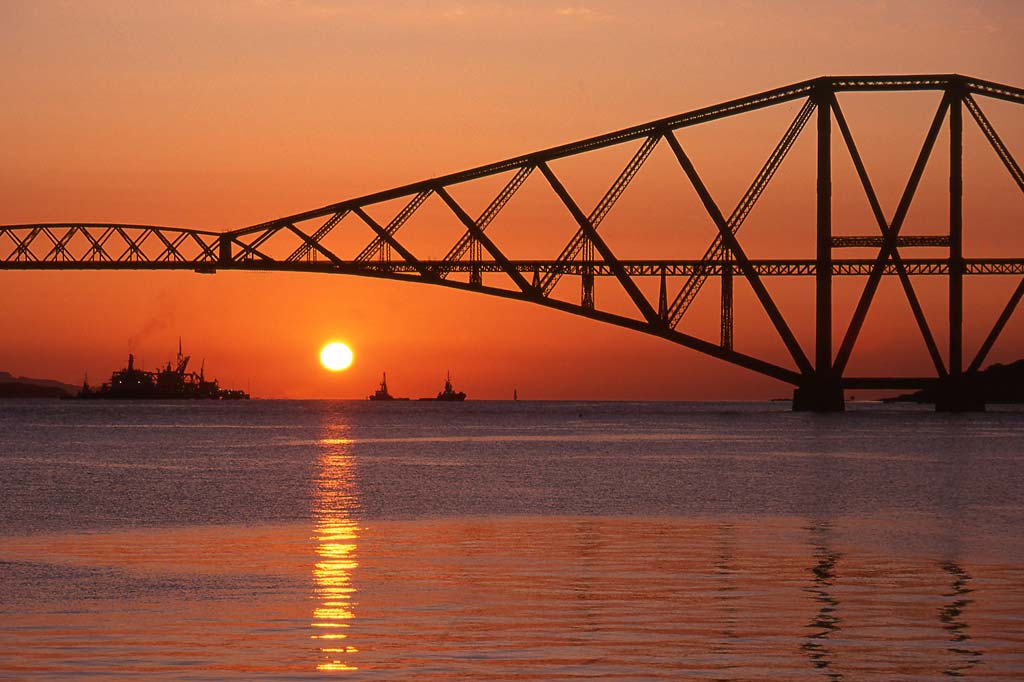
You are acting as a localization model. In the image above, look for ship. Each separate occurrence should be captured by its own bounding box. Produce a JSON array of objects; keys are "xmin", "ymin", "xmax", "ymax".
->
[
  {"xmin": 70, "ymin": 340, "xmax": 249, "ymax": 400},
  {"xmin": 420, "ymin": 372, "xmax": 467, "ymax": 401},
  {"xmin": 368, "ymin": 372, "xmax": 409, "ymax": 401}
]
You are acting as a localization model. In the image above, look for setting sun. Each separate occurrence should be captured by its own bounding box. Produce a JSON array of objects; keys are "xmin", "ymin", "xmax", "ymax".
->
[{"xmin": 320, "ymin": 342, "xmax": 354, "ymax": 372}]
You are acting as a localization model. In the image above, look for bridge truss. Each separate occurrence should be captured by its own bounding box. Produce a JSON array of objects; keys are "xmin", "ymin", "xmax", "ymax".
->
[{"xmin": 2, "ymin": 75, "xmax": 1022, "ymax": 409}]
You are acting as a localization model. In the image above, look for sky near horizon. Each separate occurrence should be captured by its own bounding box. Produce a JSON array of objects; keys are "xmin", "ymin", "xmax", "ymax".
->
[{"xmin": 1, "ymin": 1, "xmax": 1022, "ymax": 399}]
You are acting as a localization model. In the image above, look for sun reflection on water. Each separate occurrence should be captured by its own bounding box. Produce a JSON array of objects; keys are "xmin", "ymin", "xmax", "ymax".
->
[{"xmin": 311, "ymin": 433, "xmax": 360, "ymax": 673}]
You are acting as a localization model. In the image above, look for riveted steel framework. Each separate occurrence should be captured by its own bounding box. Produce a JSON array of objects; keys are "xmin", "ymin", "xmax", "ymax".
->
[{"xmin": 2, "ymin": 75, "xmax": 1022, "ymax": 403}]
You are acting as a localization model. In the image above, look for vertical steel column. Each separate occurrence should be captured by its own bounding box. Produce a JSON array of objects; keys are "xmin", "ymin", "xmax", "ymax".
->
[
  {"xmin": 815, "ymin": 88, "xmax": 833, "ymax": 380},
  {"xmin": 937, "ymin": 86, "xmax": 982, "ymax": 411},
  {"xmin": 470, "ymin": 233, "xmax": 482, "ymax": 285},
  {"xmin": 581, "ymin": 271, "xmax": 595, "ymax": 309},
  {"xmin": 949, "ymin": 89, "xmax": 963, "ymax": 379},
  {"xmin": 658, "ymin": 267, "xmax": 668, "ymax": 321},
  {"xmin": 582, "ymin": 234, "xmax": 595, "ymax": 309},
  {"xmin": 721, "ymin": 254, "xmax": 734, "ymax": 349},
  {"xmin": 218, "ymin": 235, "xmax": 232, "ymax": 265},
  {"xmin": 794, "ymin": 87, "xmax": 842, "ymax": 411}
]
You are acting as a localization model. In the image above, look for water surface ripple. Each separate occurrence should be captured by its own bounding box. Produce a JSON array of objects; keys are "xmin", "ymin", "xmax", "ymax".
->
[{"xmin": 1, "ymin": 400, "xmax": 1022, "ymax": 680}]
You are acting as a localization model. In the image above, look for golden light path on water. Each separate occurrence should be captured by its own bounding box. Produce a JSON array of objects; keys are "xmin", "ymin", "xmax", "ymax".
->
[{"xmin": 311, "ymin": 431, "xmax": 360, "ymax": 673}]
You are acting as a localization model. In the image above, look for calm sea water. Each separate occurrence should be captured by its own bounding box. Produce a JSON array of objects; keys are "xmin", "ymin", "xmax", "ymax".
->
[{"xmin": 1, "ymin": 399, "xmax": 1022, "ymax": 680}]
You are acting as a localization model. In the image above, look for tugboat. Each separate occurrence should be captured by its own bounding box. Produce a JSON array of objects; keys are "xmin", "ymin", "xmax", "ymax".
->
[
  {"xmin": 368, "ymin": 372, "xmax": 409, "ymax": 401},
  {"xmin": 421, "ymin": 372, "xmax": 467, "ymax": 401}
]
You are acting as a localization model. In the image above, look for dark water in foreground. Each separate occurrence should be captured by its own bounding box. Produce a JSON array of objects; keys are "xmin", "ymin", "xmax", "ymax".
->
[{"xmin": 1, "ymin": 400, "xmax": 1022, "ymax": 680}]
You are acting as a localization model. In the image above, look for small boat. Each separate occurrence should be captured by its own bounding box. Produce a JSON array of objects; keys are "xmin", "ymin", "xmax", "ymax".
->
[
  {"xmin": 368, "ymin": 372, "xmax": 408, "ymax": 401},
  {"xmin": 420, "ymin": 372, "xmax": 467, "ymax": 401}
]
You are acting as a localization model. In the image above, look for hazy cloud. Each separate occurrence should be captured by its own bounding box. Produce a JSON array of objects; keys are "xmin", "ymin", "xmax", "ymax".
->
[{"xmin": 556, "ymin": 5, "xmax": 614, "ymax": 21}]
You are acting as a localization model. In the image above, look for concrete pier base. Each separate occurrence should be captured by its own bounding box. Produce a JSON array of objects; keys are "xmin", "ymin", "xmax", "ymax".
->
[
  {"xmin": 792, "ymin": 383, "xmax": 845, "ymax": 412},
  {"xmin": 934, "ymin": 379, "xmax": 986, "ymax": 412}
]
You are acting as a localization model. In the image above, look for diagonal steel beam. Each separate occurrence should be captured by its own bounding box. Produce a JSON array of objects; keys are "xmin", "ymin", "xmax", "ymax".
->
[
  {"xmin": 966, "ymin": 76, "xmax": 1024, "ymax": 106},
  {"xmin": 235, "ymin": 226, "xmax": 280, "ymax": 261},
  {"xmin": 964, "ymin": 94, "xmax": 1024, "ymax": 193},
  {"xmin": 664, "ymin": 130, "xmax": 814, "ymax": 376},
  {"xmin": 151, "ymin": 229, "xmax": 188, "ymax": 262},
  {"xmin": 169, "ymin": 233, "xmax": 192, "ymax": 262},
  {"xmin": 81, "ymin": 227, "xmax": 114, "ymax": 261},
  {"xmin": 189, "ymin": 232, "xmax": 218, "ymax": 262},
  {"xmin": 538, "ymin": 135, "xmax": 660, "ymax": 296},
  {"xmin": 215, "ymin": 226, "xmax": 278, "ymax": 264},
  {"xmin": 222, "ymin": 233, "xmax": 273, "ymax": 263},
  {"xmin": 41, "ymin": 226, "xmax": 77, "ymax": 262},
  {"xmin": 667, "ymin": 98, "xmax": 816, "ymax": 327},
  {"xmin": 538, "ymin": 161, "xmax": 661, "ymax": 324},
  {"xmin": 114, "ymin": 227, "xmax": 150, "ymax": 262},
  {"xmin": 351, "ymin": 207, "xmax": 435, "ymax": 280},
  {"xmin": 434, "ymin": 186, "xmax": 536, "ymax": 294},
  {"xmin": 437, "ymin": 164, "xmax": 534, "ymax": 278},
  {"xmin": 281, "ymin": 222, "xmax": 345, "ymax": 266},
  {"xmin": 8, "ymin": 227, "xmax": 42, "ymax": 261},
  {"xmin": 287, "ymin": 210, "xmax": 349, "ymax": 262},
  {"xmin": 355, "ymin": 190, "xmax": 432, "ymax": 263},
  {"xmin": 968, "ymin": 275, "xmax": 1024, "ymax": 373},
  {"xmin": 832, "ymin": 96, "xmax": 951, "ymax": 376}
]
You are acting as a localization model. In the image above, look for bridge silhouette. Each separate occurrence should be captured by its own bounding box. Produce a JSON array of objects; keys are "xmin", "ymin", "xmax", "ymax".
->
[{"xmin": 2, "ymin": 75, "xmax": 1022, "ymax": 410}]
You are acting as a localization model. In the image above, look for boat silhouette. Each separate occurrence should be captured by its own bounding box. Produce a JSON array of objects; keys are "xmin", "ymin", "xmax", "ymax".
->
[
  {"xmin": 68, "ymin": 340, "xmax": 249, "ymax": 400},
  {"xmin": 420, "ymin": 372, "xmax": 467, "ymax": 401},
  {"xmin": 368, "ymin": 372, "xmax": 409, "ymax": 401}
]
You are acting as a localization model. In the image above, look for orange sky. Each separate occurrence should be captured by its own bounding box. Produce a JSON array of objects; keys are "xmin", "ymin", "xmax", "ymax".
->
[{"xmin": 1, "ymin": 1, "xmax": 1022, "ymax": 399}]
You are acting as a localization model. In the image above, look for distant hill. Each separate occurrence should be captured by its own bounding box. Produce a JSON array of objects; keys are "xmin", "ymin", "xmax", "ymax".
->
[
  {"xmin": 0, "ymin": 372, "xmax": 79, "ymax": 399},
  {"xmin": 884, "ymin": 359, "xmax": 1024, "ymax": 404}
]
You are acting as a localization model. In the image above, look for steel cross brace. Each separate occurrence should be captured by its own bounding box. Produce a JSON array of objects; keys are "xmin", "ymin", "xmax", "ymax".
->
[
  {"xmin": 964, "ymin": 94, "xmax": 1024, "ymax": 192},
  {"xmin": 831, "ymin": 95, "xmax": 952, "ymax": 377},
  {"xmin": 281, "ymin": 222, "xmax": 345, "ymax": 266},
  {"xmin": 8, "ymin": 227, "xmax": 43, "ymax": 261},
  {"xmin": 40, "ymin": 226, "xmax": 77, "ymax": 261},
  {"xmin": 962, "ymin": 94, "xmax": 1024, "ymax": 372},
  {"xmin": 234, "ymin": 227, "xmax": 279, "ymax": 262},
  {"xmin": 287, "ymin": 210, "xmax": 349, "ymax": 262},
  {"xmin": 192, "ymin": 233, "xmax": 220, "ymax": 262},
  {"xmin": 433, "ymin": 186, "xmax": 536, "ymax": 294},
  {"xmin": 664, "ymin": 130, "xmax": 814, "ymax": 376},
  {"xmin": 437, "ymin": 164, "xmax": 534, "ymax": 279},
  {"xmin": 355, "ymin": 190, "xmax": 432, "ymax": 263},
  {"xmin": 537, "ymin": 161, "xmax": 661, "ymax": 325},
  {"xmin": 970, "ymin": 277, "xmax": 1024, "ymax": 372},
  {"xmin": 114, "ymin": 227, "xmax": 150, "ymax": 262},
  {"xmin": 538, "ymin": 135, "xmax": 661, "ymax": 296},
  {"xmin": 667, "ymin": 98, "xmax": 817, "ymax": 328},
  {"xmin": 152, "ymin": 230, "xmax": 191, "ymax": 262},
  {"xmin": 830, "ymin": 93, "xmax": 947, "ymax": 376},
  {"xmin": 81, "ymin": 227, "xmax": 115, "ymax": 261},
  {"xmin": 351, "ymin": 207, "xmax": 435, "ymax": 280}
]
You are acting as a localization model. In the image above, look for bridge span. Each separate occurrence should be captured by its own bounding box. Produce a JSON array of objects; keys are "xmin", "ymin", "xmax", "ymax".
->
[{"xmin": 2, "ymin": 75, "xmax": 1022, "ymax": 410}]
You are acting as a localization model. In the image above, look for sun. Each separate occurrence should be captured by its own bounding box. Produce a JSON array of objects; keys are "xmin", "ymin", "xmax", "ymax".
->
[{"xmin": 320, "ymin": 342, "xmax": 354, "ymax": 371}]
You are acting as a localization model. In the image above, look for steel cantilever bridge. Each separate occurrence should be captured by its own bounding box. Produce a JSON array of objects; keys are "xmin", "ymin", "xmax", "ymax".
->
[{"xmin": 2, "ymin": 74, "xmax": 1022, "ymax": 410}]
